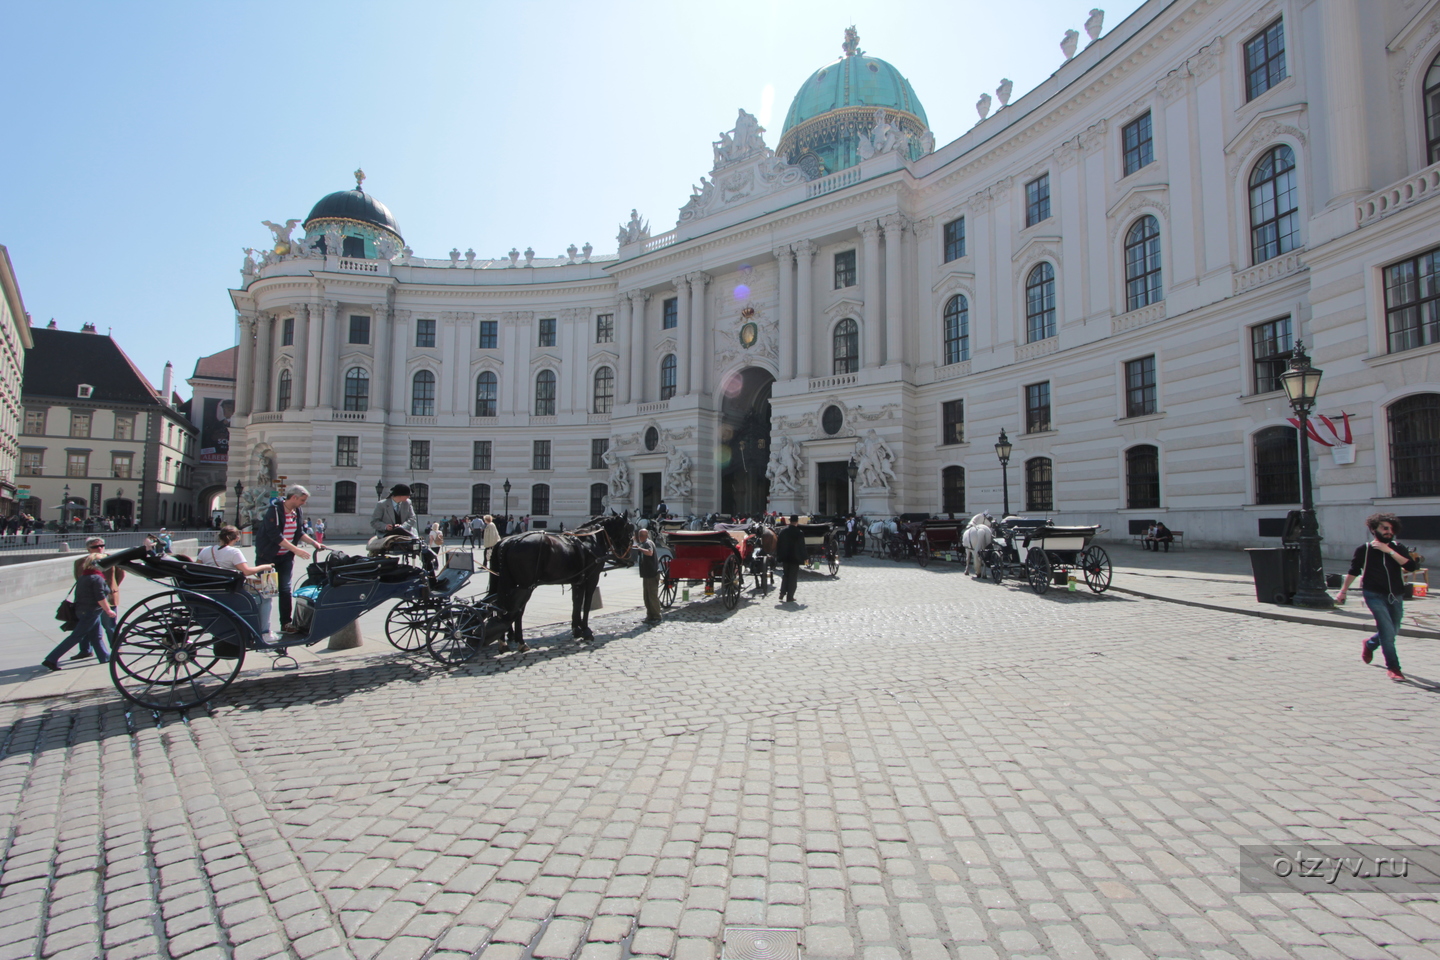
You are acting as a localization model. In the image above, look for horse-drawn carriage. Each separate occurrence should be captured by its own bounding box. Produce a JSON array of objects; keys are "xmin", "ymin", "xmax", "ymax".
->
[
  {"xmin": 659, "ymin": 529, "xmax": 750, "ymax": 609},
  {"xmin": 978, "ymin": 518, "xmax": 1112, "ymax": 595},
  {"xmin": 796, "ymin": 522, "xmax": 841, "ymax": 577},
  {"xmin": 915, "ymin": 517, "xmax": 967, "ymax": 566}
]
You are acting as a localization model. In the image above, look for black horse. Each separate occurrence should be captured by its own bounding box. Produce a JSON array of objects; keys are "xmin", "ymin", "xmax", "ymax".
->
[{"xmin": 484, "ymin": 511, "xmax": 635, "ymax": 650}]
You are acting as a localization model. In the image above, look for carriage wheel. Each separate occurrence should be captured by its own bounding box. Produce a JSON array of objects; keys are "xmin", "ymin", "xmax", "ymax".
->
[
  {"xmin": 917, "ymin": 534, "xmax": 932, "ymax": 568},
  {"xmin": 659, "ymin": 558, "xmax": 677, "ymax": 608},
  {"xmin": 1026, "ymin": 549, "xmax": 1052, "ymax": 594},
  {"xmin": 983, "ymin": 547, "xmax": 1004, "ymax": 584},
  {"xmin": 720, "ymin": 556, "xmax": 742, "ymax": 609},
  {"xmin": 426, "ymin": 603, "xmax": 496, "ymax": 666},
  {"xmin": 386, "ymin": 598, "xmax": 443, "ymax": 651},
  {"xmin": 887, "ymin": 537, "xmax": 901, "ymax": 561},
  {"xmin": 1080, "ymin": 546, "xmax": 1113, "ymax": 594},
  {"xmin": 110, "ymin": 602, "xmax": 246, "ymax": 711},
  {"xmin": 827, "ymin": 546, "xmax": 840, "ymax": 577}
]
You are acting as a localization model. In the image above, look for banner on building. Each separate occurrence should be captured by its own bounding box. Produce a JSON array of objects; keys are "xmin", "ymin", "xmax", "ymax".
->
[{"xmin": 199, "ymin": 397, "xmax": 233, "ymax": 462}]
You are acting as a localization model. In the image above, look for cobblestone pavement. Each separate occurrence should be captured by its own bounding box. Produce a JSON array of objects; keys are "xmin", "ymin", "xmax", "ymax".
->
[{"xmin": 2, "ymin": 558, "xmax": 1439, "ymax": 960}]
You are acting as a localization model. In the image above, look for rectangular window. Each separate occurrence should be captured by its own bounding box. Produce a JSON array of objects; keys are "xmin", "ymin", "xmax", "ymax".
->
[
  {"xmin": 662, "ymin": 298, "xmax": 678, "ymax": 329},
  {"xmin": 20, "ymin": 451, "xmax": 42, "ymax": 475},
  {"xmin": 415, "ymin": 318, "xmax": 436, "ymax": 348},
  {"xmin": 1125, "ymin": 356, "xmax": 1157, "ymax": 418},
  {"xmin": 334, "ymin": 482, "xmax": 357, "ymax": 515},
  {"xmin": 1251, "ymin": 316, "xmax": 1292, "ymax": 393},
  {"xmin": 472, "ymin": 440, "xmax": 492, "ymax": 471},
  {"xmin": 834, "ymin": 249, "xmax": 857, "ymax": 288},
  {"xmin": 409, "ymin": 440, "xmax": 430, "ymax": 471},
  {"xmin": 591, "ymin": 438, "xmax": 609, "ymax": 470},
  {"xmin": 942, "ymin": 400, "xmax": 965, "ymax": 446},
  {"xmin": 1026, "ymin": 382, "xmax": 1052, "ymax": 434},
  {"xmin": 1026, "ymin": 174, "xmax": 1051, "ymax": 227},
  {"xmin": 596, "ymin": 313, "xmax": 614, "ymax": 343},
  {"xmin": 531, "ymin": 484, "xmax": 550, "ymax": 516},
  {"xmin": 1383, "ymin": 248, "xmax": 1440, "ymax": 354},
  {"xmin": 23, "ymin": 409, "xmax": 45, "ymax": 435},
  {"xmin": 478, "ymin": 320, "xmax": 498, "ymax": 349},
  {"xmin": 942, "ymin": 218, "xmax": 966, "ymax": 262},
  {"xmin": 67, "ymin": 452, "xmax": 89, "ymax": 478},
  {"xmin": 348, "ymin": 315, "xmax": 371, "ymax": 344},
  {"xmin": 282, "ymin": 316, "xmax": 295, "ymax": 346},
  {"xmin": 538, "ymin": 318, "xmax": 556, "ymax": 347},
  {"xmin": 111, "ymin": 453, "xmax": 133, "ymax": 479},
  {"xmin": 336, "ymin": 436, "xmax": 359, "ymax": 467},
  {"xmin": 1244, "ymin": 18, "xmax": 1287, "ymax": 101},
  {"xmin": 70, "ymin": 412, "xmax": 91, "ymax": 438},
  {"xmin": 533, "ymin": 439, "xmax": 552, "ymax": 471},
  {"xmin": 1122, "ymin": 112, "xmax": 1154, "ymax": 176}
]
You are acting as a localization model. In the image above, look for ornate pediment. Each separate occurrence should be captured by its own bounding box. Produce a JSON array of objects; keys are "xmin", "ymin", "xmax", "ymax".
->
[
  {"xmin": 531, "ymin": 352, "xmax": 562, "ymax": 368},
  {"xmin": 823, "ymin": 297, "xmax": 865, "ymax": 322},
  {"xmin": 678, "ymin": 109, "xmax": 806, "ymax": 225}
]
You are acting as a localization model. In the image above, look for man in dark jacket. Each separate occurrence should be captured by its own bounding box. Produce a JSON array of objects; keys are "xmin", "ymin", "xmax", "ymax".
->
[
  {"xmin": 775, "ymin": 515, "xmax": 807, "ymax": 604},
  {"xmin": 255, "ymin": 486, "xmax": 321, "ymax": 633}
]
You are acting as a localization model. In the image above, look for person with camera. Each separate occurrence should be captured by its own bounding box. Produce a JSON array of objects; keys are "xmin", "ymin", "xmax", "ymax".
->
[{"xmin": 1336, "ymin": 512, "xmax": 1421, "ymax": 682}]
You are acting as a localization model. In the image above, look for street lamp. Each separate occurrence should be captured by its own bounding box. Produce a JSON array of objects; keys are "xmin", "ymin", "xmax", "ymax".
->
[
  {"xmin": 233, "ymin": 480, "xmax": 244, "ymax": 527},
  {"xmin": 375, "ymin": 479, "xmax": 385, "ymax": 500},
  {"xmin": 846, "ymin": 457, "xmax": 858, "ymax": 516},
  {"xmin": 1280, "ymin": 340, "xmax": 1332, "ymax": 609},
  {"xmin": 62, "ymin": 483, "xmax": 71, "ymax": 531},
  {"xmin": 994, "ymin": 429, "xmax": 1013, "ymax": 518},
  {"xmin": 502, "ymin": 478, "xmax": 512, "ymax": 532}
]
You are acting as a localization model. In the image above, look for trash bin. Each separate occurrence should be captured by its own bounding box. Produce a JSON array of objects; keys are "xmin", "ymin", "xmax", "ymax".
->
[{"xmin": 1246, "ymin": 547, "xmax": 1299, "ymax": 604}]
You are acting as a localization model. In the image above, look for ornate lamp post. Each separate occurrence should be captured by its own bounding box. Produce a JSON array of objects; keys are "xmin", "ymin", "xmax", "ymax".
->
[
  {"xmin": 375, "ymin": 479, "xmax": 385, "ymax": 501},
  {"xmin": 1280, "ymin": 341, "xmax": 1332, "ymax": 609},
  {"xmin": 233, "ymin": 480, "xmax": 244, "ymax": 527},
  {"xmin": 502, "ymin": 478, "xmax": 512, "ymax": 531},
  {"xmin": 846, "ymin": 457, "xmax": 858, "ymax": 516},
  {"xmin": 994, "ymin": 429, "xmax": 1013, "ymax": 518},
  {"xmin": 62, "ymin": 483, "xmax": 71, "ymax": 531}
]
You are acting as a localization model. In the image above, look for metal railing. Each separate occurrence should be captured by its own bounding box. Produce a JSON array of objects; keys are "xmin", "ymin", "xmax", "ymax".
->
[{"xmin": 0, "ymin": 529, "xmax": 222, "ymax": 558}]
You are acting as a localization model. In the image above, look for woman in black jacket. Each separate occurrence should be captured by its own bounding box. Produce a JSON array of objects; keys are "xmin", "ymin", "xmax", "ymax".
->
[{"xmin": 1336, "ymin": 513, "xmax": 1420, "ymax": 681}]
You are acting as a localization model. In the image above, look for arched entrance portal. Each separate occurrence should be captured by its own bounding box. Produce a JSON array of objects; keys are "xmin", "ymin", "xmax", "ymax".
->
[{"xmin": 718, "ymin": 368, "xmax": 774, "ymax": 517}]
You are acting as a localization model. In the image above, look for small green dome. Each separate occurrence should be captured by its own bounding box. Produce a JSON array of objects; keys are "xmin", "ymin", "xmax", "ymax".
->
[{"xmin": 781, "ymin": 54, "xmax": 927, "ymax": 136}]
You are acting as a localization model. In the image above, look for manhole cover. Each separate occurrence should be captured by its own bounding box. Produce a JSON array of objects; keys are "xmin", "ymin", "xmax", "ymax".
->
[{"xmin": 722, "ymin": 926, "xmax": 800, "ymax": 960}]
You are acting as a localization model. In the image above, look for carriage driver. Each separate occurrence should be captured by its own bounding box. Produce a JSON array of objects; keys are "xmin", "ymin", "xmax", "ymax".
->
[
  {"xmin": 633, "ymin": 528, "xmax": 662, "ymax": 625},
  {"xmin": 371, "ymin": 484, "xmax": 418, "ymax": 537}
]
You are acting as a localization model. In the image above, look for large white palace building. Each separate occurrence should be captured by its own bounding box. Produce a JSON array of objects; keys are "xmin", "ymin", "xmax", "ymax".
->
[{"xmin": 228, "ymin": 0, "xmax": 1440, "ymax": 555}]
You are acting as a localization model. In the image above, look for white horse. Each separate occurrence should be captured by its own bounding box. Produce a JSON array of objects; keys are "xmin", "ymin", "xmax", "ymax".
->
[
  {"xmin": 961, "ymin": 513, "xmax": 996, "ymax": 577},
  {"xmin": 868, "ymin": 518, "xmax": 898, "ymax": 556}
]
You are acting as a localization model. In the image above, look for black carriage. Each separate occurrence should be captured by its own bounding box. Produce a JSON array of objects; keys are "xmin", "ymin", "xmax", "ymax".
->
[
  {"xmin": 980, "ymin": 519, "xmax": 1112, "ymax": 595},
  {"xmin": 797, "ymin": 522, "xmax": 841, "ymax": 577}
]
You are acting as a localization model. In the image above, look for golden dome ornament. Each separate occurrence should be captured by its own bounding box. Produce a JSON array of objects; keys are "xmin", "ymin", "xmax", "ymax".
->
[{"xmin": 739, "ymin": 321, "xmax": 758, "ymax": 348}]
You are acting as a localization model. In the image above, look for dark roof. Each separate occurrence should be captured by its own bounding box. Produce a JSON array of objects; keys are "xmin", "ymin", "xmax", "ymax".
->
[
  {"xmin": 23, "ymin": 327, "xmax": 164, "ymax": 406},
  {"xmin": 191, "ymin": 345, "xmax": 237, "ymax": 381},
  {"xmin": 304, "ymin": 189, "xmax": 401, "ymax": 237}
]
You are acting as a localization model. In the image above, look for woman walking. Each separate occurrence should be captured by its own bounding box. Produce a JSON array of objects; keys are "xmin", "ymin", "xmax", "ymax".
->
[
  {"xmin": 41, "ymin": 555, "xmax": 114, "ymax": 670},
  {"xmin": 1336, "ymin": 512, "xmax": 1420, "ymax": 682}
]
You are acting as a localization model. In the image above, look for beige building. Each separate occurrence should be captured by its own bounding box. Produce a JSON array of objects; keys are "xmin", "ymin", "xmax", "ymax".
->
[{"xmin": 0, "ymin": 245, "xmax": 33, "ymax": 517}]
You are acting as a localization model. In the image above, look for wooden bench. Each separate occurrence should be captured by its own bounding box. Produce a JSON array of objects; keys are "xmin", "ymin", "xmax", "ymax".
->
[{"xmin": 1133, "ymin": 528, "xmax": 1185, "ymax": 550}]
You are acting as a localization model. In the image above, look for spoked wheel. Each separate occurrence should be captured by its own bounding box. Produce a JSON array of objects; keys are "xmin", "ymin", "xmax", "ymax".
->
[
  {"xmin": 659, "ymin": 557, "xmax": 677, "ymax": 609},
  {"xmin": 917, "ymin": 534, "xmax": 932, "ymax": 568},
  {"xmin": 1079, "ymin": 545, "xmax": 1112, "ymax": 594},
  {"xmin": 721, "ymin": 556, "xmax": 742, "ymax": 610},
  {"xmin": 1026, "ymin": 549, "xmax": 1053, "ymax": 594},
  {"xmin": 983, "ymin": 548, "xmax": 1004, "ymax": 584},
  {"xmin": 386, "ymin": 598, "xmax": 443, "ymax": 651},
  {"xmin": 827, "ymin": 546, "xmax": 840, "ymax": 577},
  {"xmin": 110, "ymin": 601, "xmax": 246, "ymax": 711},
  {"xmin": 426, "ymin": 602, "xmax": 499, "ymax": 666}
]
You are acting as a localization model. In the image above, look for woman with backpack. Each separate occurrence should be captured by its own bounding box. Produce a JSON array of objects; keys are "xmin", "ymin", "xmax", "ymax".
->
[{"xmin": 1336, "ymin": 512, "xmax": 1421, "ymax": 682}]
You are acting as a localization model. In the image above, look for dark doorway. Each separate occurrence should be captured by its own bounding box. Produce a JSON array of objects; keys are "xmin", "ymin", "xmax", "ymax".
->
[
  {"xmin": 641, "ymin": 472, "xmax": 662, "ymax": 518},
  {"xmin": 104, "ymin": 498, "xmax": 134, "ymax": 522},
  {"xmin": 719, "ymin": 368, "xmax": 775, "ymax": 517},
  {"xmin": 817, "ymin": 461, "xmax": 852, "ymax": 517}
]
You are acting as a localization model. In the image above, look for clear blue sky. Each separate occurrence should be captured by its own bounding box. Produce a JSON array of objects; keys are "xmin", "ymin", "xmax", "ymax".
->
[{"xmin": 0, "ymin": 0, "xmax": 1146, "ymax": 397}]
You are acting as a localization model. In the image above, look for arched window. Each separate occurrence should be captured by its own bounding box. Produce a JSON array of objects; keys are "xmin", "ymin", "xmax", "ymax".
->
[
  {"xmin": 1025, "ymin": 264, "xmax": 1056, "ymax": 342},
  {"xmin": 1025, "ymin": 457, "xmax": 1054, "ymax": 512},
  {"xmin": 275, "ymin": 368, "xmax": 292, "ymax": 411},
  {"xmin": 1389, "ymin": 393, "xmax": 1440, "ymax": 498},
  {"xmin": 943, "ymin": 296, "xmax": 969, "ymax": 365},
  {"xmin": 1124, "ymin": 217, "xmax": 1163, "ymax": 311},
  {"xmin": 411, "ymin": 370, "xmax": 436, "ymax": 417},
  {"xmin": 343, "ymin": 367, "xmax": 369, "ymax": 412},
  {"xmin": 1126, "ymin": 445, "xmax": 1160, "ymax": 509},
  {"xmin": 531, "ymin": 483, "xmax": 551, "ymax": 516},
  {"xmin": 1254, "ymin": 425, "xmax": 1299, "ymax": 504},
  {"xmin": 535, "ymin": 370, "xmax": 557, "ymax": 416},
  {"xmin": 659, "ymin": 355, "xmax": 677, "ymax": 400},
  {"xmin": 593, "ymin": 366, "xmax": 614, "ymax": 414},
  {"xmin": 833, "ymin": 318, "xmax": 859, "ymax": 374},
  {"xmin": 590, "ymin": 483, "xmax": 608, "ymax": 516},
  {"xmin": 475, "ymin": 371, "xmax": 498, "ymax": 418},
  {"xmin": 411, "ymin": 482, "xmax": 430, "ymax": 515},
  {"xmin": 333, "ymin": 481, "xmax": 357, "ymax": 514},
  {"xmin": 941, "ymin": 466, "xmax": 965, "ymax": 515},
  {"xmin": 471, "ymin": 483, "xmax": 491, "ymax": 515},
  {"xmin": 1425, "ymin": 53, "xmax": 1440, "ymax": 165},
  {"xmin": 1249, "ymin": 145, "xmax": 1299, "ymax": 264}
]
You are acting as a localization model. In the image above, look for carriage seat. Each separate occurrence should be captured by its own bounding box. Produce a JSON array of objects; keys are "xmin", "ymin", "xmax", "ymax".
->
[
  {"xmin": 303, "ymin": 553, "xmax": 406, "ymax": 588},
  {"xmin": 144, "ymin": 555, "xmax": 246, "ymax": 590}
]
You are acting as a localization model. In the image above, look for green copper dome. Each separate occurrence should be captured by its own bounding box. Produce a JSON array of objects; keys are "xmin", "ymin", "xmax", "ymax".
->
[{"xmin": 778, "ymin": 29, "xmax": 930, "ymax": 179}]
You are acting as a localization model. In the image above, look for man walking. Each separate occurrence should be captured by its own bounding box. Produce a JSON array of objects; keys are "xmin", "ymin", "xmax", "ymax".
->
[
  {"xmin": 256, "ymin": 485, "xmax": 322, "ymax": 635},
  {"xmin": 775, "ymin": 515, "xmax": 806, "ymax": 604},
  {"xmin": 634, "ymin": 528, "xmax": 662, "ymax": 624}
]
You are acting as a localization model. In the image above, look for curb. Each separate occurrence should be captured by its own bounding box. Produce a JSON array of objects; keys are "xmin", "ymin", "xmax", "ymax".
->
[{"xmin": 1110, "ymin": 585, "xmax": 1440, "ymax": 640}]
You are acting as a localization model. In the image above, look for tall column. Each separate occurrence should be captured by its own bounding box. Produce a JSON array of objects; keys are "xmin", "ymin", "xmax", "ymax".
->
[
  {"xmin": 629, "ymin": 293, "xmax": 649, "ymax": 400},
  {"xmin": 773, "ymin": 245, "xmax": 794, "ymax": 381},
  {"xmin": 234, "ymin": 315, "xmax": 255, "ymax": 416},
  {"xmin": 386, "ymin": 311, "xmax": 406, "ymax": 414},
  {"xmin": 439, "ymin": 314, "xmax": 457, "ymax": 416},
  {"xmin": 455, "ymin": 313, "xmax": 475, "ymax": 416},
  {"xmin": 373, "ymin": 300, "xmax": 391, "ymax": 414},
  {"xmin": 860, "ymin": 221, "xmax": 882, "ymax": 369},
  {"xmin": 317, "ymin": 301, "xmax": 339, "ymax": 409},
  {"xmin": 293, "ymin": 304, "xmax": 310, "ymax": 410},
  {"xmin": 673, "ymin": 276, "xmax": 691, "ymax": 396},
  {"xmin": 1320, "ymin": 0, "xmax": 1369, "ymax": 202},
  {"xmin": 499, "ymin": 317, "xmax": 517, "ymax": 416},
  {"xmin": 795, "ymin": 242, "xmax": 815, "ymax": 381},
  {"xmin": 618, "ymin": 297, "xmax": 635, "ymax": 405},
  {"xmin": 689, "ymin": 273, "xmax": 710, "ymax": 396},
  {"xmin": 390, "ymin": 312, "xmax": 410, "ymax": 416},
  {"xmin": 304, "ymin": 303, "xmax": 324, "ymax": 409},
  {"xmin": 254, "ymin": 315, "xmax": 275, "ymax": 412},
  {"xmin": 881, "ymin": 215, "xmax": 904, "ymax": 367}
]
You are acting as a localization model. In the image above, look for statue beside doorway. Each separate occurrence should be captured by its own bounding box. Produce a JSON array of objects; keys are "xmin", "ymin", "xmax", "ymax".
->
[
  {"xmin": 663, "ymin": 445, "xmax": 692, "ymax": 500},
  {"xmin": 854, "ymin": 429, "xmax": 897, "ymax": 489},
  {"xmin": 766, "ymin": 435, "xmax": 804, "ymax": 496}
]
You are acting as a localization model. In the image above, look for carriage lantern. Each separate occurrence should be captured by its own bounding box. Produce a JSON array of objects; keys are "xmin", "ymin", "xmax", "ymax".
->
[
  {"xmin": 1279, "ymin": 341, "xmax": 1332, "ymax": 609},
  {"xmin": 233, "ymin": 480, "xmax": 244, "ymax": 526},
  {"xmin": 994, "ymin": 429, "xmax": 1013, "ymax": 519},
  {"xmin": 846, "ymin": 457, "xmax": 858, "ymax": 515}
]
